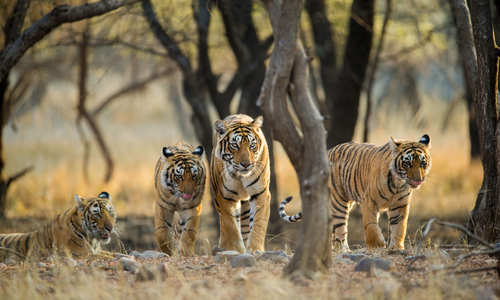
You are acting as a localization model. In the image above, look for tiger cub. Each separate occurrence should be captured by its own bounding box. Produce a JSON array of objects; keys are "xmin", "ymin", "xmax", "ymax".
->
[
  {"xmin": 0, "ymin": 192, "xmax": 116, "ymax": 262},
  {"xmin": 280, "ymin": 135, "xmax": 432, "ymax": 250},
  {"xmin": 210, "ymin": 114, "xmax": 271, "ymax": 253},
  {"xmin": 154, "ymin": 143, "xmax": 206, "ymax": 256}
]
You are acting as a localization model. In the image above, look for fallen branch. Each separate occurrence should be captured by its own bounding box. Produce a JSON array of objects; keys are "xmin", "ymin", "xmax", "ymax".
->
[
  {"xmin": 451, "ymin": 265, "xmax": 498, "ymax": 275},
  {"xmin": 423, "ymin": 218, "xmax": 494, "ymax": 249}
]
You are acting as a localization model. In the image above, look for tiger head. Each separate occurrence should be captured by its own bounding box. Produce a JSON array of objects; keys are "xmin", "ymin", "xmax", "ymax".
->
[
  {"xmin": 74, "ymin": 192, "xmax": 116, "ymax": 244},
  {"xmin": 214, "ymin": 114, "xmax": 264, "ymax": 177},
  {"xmin": 389, "ymin": 134, "xmax": 432, "ymax": 189},
  {"xmin": 161, "ymin": 144, "xmax": 205, "ymax": 200}
]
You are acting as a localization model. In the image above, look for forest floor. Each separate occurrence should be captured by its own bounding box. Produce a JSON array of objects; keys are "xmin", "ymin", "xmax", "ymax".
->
[{"xmin": 0, "ymin": 246, "xmax": 498, "ymax": 300}]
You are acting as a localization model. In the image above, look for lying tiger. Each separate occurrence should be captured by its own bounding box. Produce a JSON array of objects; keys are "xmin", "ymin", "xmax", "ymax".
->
[
  {"xmin": 0, "ymin": 192, "xmax": 116, "ymax": 262},
  {"xmin": 154, "ymin": 143, "xmax": 206, "ymax": 256},
  {"xmin": 280, "ymin": 135, "xmax": 432, "ymax": 250},
  {"xmin": 211, "ymin": 114, "xmax": 271, "ymax": 253}
]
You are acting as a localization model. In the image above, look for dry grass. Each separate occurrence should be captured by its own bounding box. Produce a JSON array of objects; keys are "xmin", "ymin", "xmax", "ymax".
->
[{"xmin": 0, "ymin": 248, "xmax": 498, "ymax": 300}]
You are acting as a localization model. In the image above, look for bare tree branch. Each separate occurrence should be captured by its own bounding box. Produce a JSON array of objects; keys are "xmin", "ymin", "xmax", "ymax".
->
[
  {"xmin": 92, "ymin": 68, "xmax": 174, "ymax": 116},
  {"xmin": 76, "ymin": 28, "xmax": 114, "ymax": 183},
  {"xmin": 363, "ymin": 0, "xmax": 392, "ymax": 142},
  {"xmin": 423, "ymin": 218, "xmax": 494, "ymax": 249},
  {"xmin": 0, "ymin": 0, "xmax": 140, "ymax": 81},
  {"xmin": 449, "ymin": 0, "xmax": 477, "ymax": 92},
  {"xmin": 6, "ymin": 165, "xmax": 33, "ymax": 187},
  {"xmin": 141, "ymin": 0, "xmax": 192, "ymax": 74},
  {"xmin": 3, "ymin": 0, "xmax": 30, "ymax": 46}
]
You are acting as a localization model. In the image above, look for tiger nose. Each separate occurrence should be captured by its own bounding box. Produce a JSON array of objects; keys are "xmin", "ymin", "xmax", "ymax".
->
[{"xmin": 240, "ymin": 162, "xmax": 251, "ymax": 168}]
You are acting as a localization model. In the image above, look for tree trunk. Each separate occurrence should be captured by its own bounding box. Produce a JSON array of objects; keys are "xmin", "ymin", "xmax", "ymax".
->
[
  {"xmin": 260, "ymin": 0, "xmax": 331, "ymax": 278},
  {"xmin": 468, "ymin": 0, "xmax": 500, "ymax": 242},
  {"xmin": 326, "ymin": 0, "xmax": 374, "ymax": 147},
  {"xmin": 449, "ymin": 0, "xmax": 481, "ymax": 160},
  {"xmin": 453, "ymin": 0, "xmax": 500, "ymax": 241}
]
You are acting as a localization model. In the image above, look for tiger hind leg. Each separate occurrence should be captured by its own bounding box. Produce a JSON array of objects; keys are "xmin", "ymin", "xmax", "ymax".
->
[{"xmin": 331, "ymin": 196, "xmax": 354, "ymax": 252}]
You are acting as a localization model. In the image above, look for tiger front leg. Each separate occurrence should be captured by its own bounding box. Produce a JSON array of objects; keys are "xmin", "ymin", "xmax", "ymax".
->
[
  {"xmin": 154, "ymin": 204, "xmax": 177, "ymax": 256},
  {"xmin": 361, "ymin": 203, "xmax": 385, "ymax": 248},
  {"xmin": 216, "ymin": 197, "xmax": 245, "ymax": 253},
  {"xmin": 178, "ymin": 204, "xmax": 202, "ymax": 256},
  {"xmin": 246, "ymin": 189, "xmax": 270, "ymax": 253},
  {"xmin": 388, "ymin": 202, "xmax": 410, "ymax": 250}
]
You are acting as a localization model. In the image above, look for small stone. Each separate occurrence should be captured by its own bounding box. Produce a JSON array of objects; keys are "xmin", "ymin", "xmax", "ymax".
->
[
  {"xmin": 120, "ymin": 257, "xmax": 139, "ymax": 273},
  {"xmin": 257, "ymin": 251, "xmax": 290, "ymax": 263},
  {"xmin": 354, "ymin": 257, "xmax": 392, "ymax": 272},
  {"xmin": 343, "ymin": 253, "xmax": 367, "ymax": 262},
  {"xmin": 230, "ymin": 254, "xmax": 256, "ymax": 268},
  {"xmin": 130, "ymin": 250, "xmax": 167, "ymax": 259},
  {"xmin": 214, "ymin": 250, "xmax": 240, "ymax": 264}
]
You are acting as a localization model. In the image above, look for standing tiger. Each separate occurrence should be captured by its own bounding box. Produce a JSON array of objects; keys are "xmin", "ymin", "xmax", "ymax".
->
[
  {"xmin": 154, "ymin": 143, "xmax": 206, "ymax": 256},
  {"xmin": 280, "ymin": 135, "xmax": 432, "ymax": 250},
  {"xmin": 0, "ymin": 192, "xmax": 116, "ymax": 262},
  {"xmin": 211, "ymin": 114, "xmax": 270, "ymax": 253}
]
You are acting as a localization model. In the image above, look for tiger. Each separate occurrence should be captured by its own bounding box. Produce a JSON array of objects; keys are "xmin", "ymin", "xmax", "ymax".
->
[
  {"xmin": 154, "ymin": 142, "xmax": 206, "ymax": 256},
  {"xmin": 280, "ymin": 134, "xmax": 432, "ymax": 251},
  {"xmin": 210, "ymin": 114, "xmax": 270, "ymax": 253},
  {"xmin": 0, "ymin": 192, "xmax": 116, "ymax": 262}
]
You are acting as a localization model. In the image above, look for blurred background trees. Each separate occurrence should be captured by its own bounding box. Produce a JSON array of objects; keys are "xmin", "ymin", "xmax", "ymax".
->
[{"xmin": 1, "ymin": 0, "xmax": 497, "ymax": 243}]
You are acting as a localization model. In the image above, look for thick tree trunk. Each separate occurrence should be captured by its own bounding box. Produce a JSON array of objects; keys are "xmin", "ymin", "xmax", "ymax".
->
[
  {"xmin": 449, "ymin": 0, "xmax": 481, "ymax": 160},
  {"xmin": 260, "ymin": 0, "xmax": 331, "ymax": 278},
  {"xmin": 455, "ymin": 0, "xmax": 500, "ymax": 241},
  {"xmin": 326, "ymin": 0, "xmax": 374, "ymax": 147}
]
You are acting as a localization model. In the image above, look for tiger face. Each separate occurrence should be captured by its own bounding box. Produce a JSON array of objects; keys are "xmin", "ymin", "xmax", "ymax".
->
[
  {"xmin": 390, "ymin": 134, "xmax": 432, "ymax": 189},
  {"xmin": 75, "ymin": 192, "xmax": 116, "ymax": 244},
  {"xmin": 161, "ymin": 145, "xmax": 205, "ymax": 200},
  {"xmin": 215, "ymin": 115, "xmax": 264, "ymax": 177}
]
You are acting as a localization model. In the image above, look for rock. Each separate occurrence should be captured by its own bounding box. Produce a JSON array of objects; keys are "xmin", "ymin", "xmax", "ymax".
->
[
  {"xmin": 257, "ymin": 251, "xmax": 290, "ymax": 263},
  {"xmin": 354, "ymin": 257, "xmax": 392, "ymax": 272},
  {"xmin": 119, "ymin": 257, "xmax": 139, "ymax": 273},
  {"xmin": 342, "ymin": 253, "xmax": 367, "ymax": 262},
  {"xmin": 130, "ymin": 250, "xmax": 167, "ymax": 260},
  {"xmin": 214, "ymin": 250, "xmax": 240, "ymax": 264},
  {"xmin": 230, "ymin": 254, "xmax": 256, "ymax": 268}
]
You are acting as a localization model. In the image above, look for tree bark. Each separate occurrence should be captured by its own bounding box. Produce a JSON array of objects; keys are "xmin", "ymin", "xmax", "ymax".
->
[
  {"xmin": 449, "ymin": 0, "xmax": 481, "ymax": 160},
  {"xmin": 259, "ymin": 0, "xmax": 331, "ymax": 278},
  {"xmin": 0, "ymin": 0, "xmax": 140, "ymax": 82},
  {"xmin": 327, "ymin": 0, "xmax": 374, "ymax": 147},
  {"xmin": 453, "ymin": 0, "xmax": 500, "ymax": 241},
  {"xmin": 468, "ymin": 0, "xmax": 500, "ymax": 242}
]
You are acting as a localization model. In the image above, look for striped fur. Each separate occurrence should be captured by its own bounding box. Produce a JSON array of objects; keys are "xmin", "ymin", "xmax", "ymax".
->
[
  {"xmin": 279, "ymin": 197, "xmax": 302, "ymax": 223},
  {"xmin": 210, "ymin": 114, "xmax": 270, "ymax": 253},
  {"xmin": 280, "ymin": 135, "xmax": 431, "ymax": 251},
  {"xmin": 0, "ymin": 192, "xmax": 116, "ymax": 262},
  {"xmin": 154, "ymin": 142, "xmax": 206, "ymax": 256}
]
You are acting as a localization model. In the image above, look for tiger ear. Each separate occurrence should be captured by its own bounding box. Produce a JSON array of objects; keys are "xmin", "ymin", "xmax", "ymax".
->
[
  {"xmin": 252, "ymin": 116, "xmax": 263, "ymax": 128},
  {"xmin": 74, "ymin": 195, "xmax": 84, "ymax": 211},
  {"xmin": 98, "ymin": 191, "xmax": 111, "ymax": 202},
  {"xmin": 215, "ymin": 120, "xmax": 225, "ymax": 135},
  {"xmin": 163, "ymin": 147, "xmax": 174, "ymax": 158},
  {"xmin": 192, "ymin": 146, "xmax": 204, "ymax": 156},
  {"xmin": 389, "ymin": 137, "xmax": 401, "ymax": 151},
  {"xmin": 419, "ymin": 134, "xmax": 431, "ymax": 148}
]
